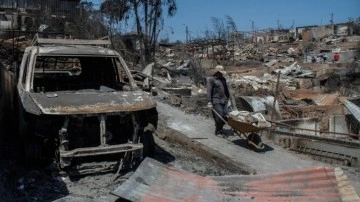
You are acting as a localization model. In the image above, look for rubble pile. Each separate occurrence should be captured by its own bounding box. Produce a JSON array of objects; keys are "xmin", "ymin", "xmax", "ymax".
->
[
  {"xmin": 150, "ymin": 32, "xmax": 360, "ymax": 138},
  {"xmin": 228, "ymin": 73, "xmax": 298, "ymax": 93},
  {"xmin": 0, "ymin": 39, "xmax": 26, "ymax": 66},
  {"xmin": 274, "ymin": 62, "xmax": 315, "ymax": 78}
]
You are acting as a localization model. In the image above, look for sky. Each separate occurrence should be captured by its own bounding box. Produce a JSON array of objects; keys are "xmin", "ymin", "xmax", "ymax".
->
[{"xmin": 89, "ymin": 0, "xmax": 360, "ymax": 42}]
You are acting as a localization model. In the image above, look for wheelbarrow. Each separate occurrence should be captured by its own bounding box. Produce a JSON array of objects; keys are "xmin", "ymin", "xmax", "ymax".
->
[{"xmin": 212, "ymin": 108, "xmax": 265, "ymax": 151}]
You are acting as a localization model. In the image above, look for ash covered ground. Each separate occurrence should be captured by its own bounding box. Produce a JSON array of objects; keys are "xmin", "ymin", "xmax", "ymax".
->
[{"xmin": 0, "ymin": 134, "xmax": 238, "ymax": 202}]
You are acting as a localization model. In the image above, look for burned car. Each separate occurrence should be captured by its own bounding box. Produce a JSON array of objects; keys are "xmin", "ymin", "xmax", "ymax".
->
[{"xmin": 5, "ymin": 35, "xmax": 158, "ymax": 173}]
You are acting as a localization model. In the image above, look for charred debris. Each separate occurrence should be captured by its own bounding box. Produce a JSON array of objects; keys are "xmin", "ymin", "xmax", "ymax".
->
[{"xmin": 0, "ymin": 0, "xmax": 360, "ymax": 172}]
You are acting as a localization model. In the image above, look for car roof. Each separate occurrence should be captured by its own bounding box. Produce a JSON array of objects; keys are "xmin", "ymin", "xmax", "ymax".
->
[{"xmin": 29, "ymin": 45, "xmax": 118, "ymax": 56}]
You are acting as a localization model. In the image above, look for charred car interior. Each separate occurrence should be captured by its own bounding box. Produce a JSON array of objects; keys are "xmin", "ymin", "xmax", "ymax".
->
[{"xmin": 33, "ymin": 56, "xmax": 130, "ymax": 92}]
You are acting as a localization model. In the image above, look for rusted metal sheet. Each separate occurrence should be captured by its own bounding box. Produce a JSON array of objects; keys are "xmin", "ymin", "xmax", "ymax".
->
[
  {"xmin": 112, "ymin": 158, "xmax": 226, "ymax": 202},
  {"xmin": 276, "ymin": 117, "xmax": 320, "ymax": 135},
  {"xmin": 112, "ymin": 158, "xmax": 360, "ymax": 202},
  {"xmin": 29, "ymin": 91, "xmax": 156, "ymax": 115},
  {"xmin": 289, "ymin": 90, "xmax": 339, "ymax": 106},
  {"xmin": 340, "ymin": 98, "xmax": 360, "ymax": 123}
]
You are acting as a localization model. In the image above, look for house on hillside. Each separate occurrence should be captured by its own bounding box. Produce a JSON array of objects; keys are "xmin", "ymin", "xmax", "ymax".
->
[
  {"xmin": 121, "ymin": 32, "xmax": 143, "ymax": 52},
  {"xmin": 295, "ymin": 25, "xmax": 318, "ymax": 41},
  {"xmin": 252, "ymin": 29, "xmax": 294, "ymax": 44},
  {"xmin": 295, "ymin": 23, "xmax": 355, "ymax": 42},
  {"xmin": 335, "ymin": 23, "xmax": 354, "ymax": 36},
  {"xmin": 0, "ymin": 0, "xmax": 81, "ymax": 15},
  {"xmin": 0, "ymin": 0, "xmax": 81, "ymax": 38}
]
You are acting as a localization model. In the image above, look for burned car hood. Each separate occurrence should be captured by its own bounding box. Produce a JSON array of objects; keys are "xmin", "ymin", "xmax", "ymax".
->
[{"xmin": 29, "ymin": 90, "xmax": 156, "ymax": 115}]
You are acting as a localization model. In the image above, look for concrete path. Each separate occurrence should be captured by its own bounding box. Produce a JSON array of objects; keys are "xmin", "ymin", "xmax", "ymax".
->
[{"xmin": 157, "ymin": 101, "xmax": 325, "ymax": 174}]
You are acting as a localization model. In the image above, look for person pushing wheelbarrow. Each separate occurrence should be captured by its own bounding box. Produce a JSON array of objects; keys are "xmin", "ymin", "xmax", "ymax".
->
[
  {"xmin": 206, "ymin": 68, "xmax": 267, "ymax": 151},
  {"xmin": 206, "ymin": 68, "xmax": 231, "ymax": 136}
]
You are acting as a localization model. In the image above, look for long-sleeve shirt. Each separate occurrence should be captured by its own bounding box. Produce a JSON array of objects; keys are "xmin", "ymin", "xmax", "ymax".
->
[{"xmin": 207, "ymin": 76, "xmax": 230, "ymax": 104}]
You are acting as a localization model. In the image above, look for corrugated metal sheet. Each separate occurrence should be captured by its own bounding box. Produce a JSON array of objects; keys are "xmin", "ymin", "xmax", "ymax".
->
[
  {"xmin": 112, "ymin": 158, "xmax": 360, "ymax": 202},
  {"xmin": 276, "ymin": 117, "xmax": 320, "ymax": 136},
  {"xmin": 342, "ymin": 99, "xmax": 360, "ymax": 123},
  {"xmin": 238, "ymin": 96, "xmax": 282, "ymax": 120}
]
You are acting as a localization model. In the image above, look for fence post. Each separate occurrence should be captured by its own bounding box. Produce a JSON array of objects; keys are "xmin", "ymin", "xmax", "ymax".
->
[
  {"xmin": 334, "ymin": 115, "xmax": 336, "ymax": 136},
  {"xmin": 271, "ymin": 72, "xmax": 281, "ymax": 121}
]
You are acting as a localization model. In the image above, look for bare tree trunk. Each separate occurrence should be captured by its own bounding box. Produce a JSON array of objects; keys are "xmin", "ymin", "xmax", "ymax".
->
[
  {"xmin": 132, "ymin": 0, "xmax": 146, "ymax": 65},
  {"xmin": 150, "ymin": 0, "xmax": 160, "ymax": 61},
  {"xmin": 144, "ymin": 0, "xmax": 148, "ymax": 36}
]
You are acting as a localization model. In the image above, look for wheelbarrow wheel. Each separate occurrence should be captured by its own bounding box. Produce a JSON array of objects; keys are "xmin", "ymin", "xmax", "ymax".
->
[{"xmin": 247, "ymin": 133, "xmax": 263, "ymax": 151}]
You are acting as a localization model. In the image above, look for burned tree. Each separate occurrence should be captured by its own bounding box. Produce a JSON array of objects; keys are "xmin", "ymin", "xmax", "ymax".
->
[
  {"xmin": 101, "ymin": 0, "xmax": 177, "ymax": 64},
  {"xmin": 68, "ymin": 2, "xmax": 108, "ymax": 39},
  {"xmin": 211, "ymin": 17, "xmax": 226, "ymax": 40},
  {"xmin": 225, "ymin": 15, "xmax": 237, "ymax": 33},
  {"xmin": 210, "ymin": 17, "xmax": 229, "ymax": 65},
  {"xmin": 226, "ymin": 15, "xmax": 238, "ymax": 65}
]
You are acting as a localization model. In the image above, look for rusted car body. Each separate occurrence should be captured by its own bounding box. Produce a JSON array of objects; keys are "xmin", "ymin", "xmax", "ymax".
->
[{"xmin": 2, "ymin": 35, "xmax": 158, "ymax": 173}]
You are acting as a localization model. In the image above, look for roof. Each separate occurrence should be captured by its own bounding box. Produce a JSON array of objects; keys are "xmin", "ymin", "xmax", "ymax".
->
[
  {"xmin": 31, "ymin": 45, "xmax": 118, "ymax": 56},
  {"xmin": 112, "ymin": 158, "xmax": 360, "ymax": 202},
  {"xmin": 339, "ymin": 98, "xmax": 360, "ymax": 123},
  {"xmin": 28, "ymin": 34, "xmax": 115, "ymax": 56}
]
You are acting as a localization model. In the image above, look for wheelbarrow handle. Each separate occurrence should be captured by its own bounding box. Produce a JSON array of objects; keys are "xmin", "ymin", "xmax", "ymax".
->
[{"xmin": 211, "ymin": 108, "xmax": 228, "ymax": 124}]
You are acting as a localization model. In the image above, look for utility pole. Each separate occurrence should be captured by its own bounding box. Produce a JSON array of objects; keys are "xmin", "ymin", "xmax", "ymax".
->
[
  {"xmin": 185, "ymin": 25, "xmax": 188, "ymax": 44},
  {"xmin": 330, "ymin": 13, "xmax": 334, "ymax": 25},
  {"xmin": 233, "ymin": 32, "xmax": 235, "ymax": 66},
  {"xmin": 251, "ymin": 20, "xmax": 254, "ymax": 43},
  {"xmin": 330, "ymin": 13, "xmax": 334, "ymax": 37}
]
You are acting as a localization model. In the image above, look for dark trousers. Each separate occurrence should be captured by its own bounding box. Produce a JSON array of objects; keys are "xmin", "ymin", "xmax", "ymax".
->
[{"xmin": 212, "ymin": 103, "xmax": 227, "ymax": 134}]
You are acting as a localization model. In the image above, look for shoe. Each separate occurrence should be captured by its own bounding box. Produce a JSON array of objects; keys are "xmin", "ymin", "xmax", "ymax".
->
[
  {"xmin": 215, "ymin": 129, "xmax": 223, "ymax": 135},
  {"xmin": 215, "ymin": 129, "xmax": 223, "ymax": 136}
]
